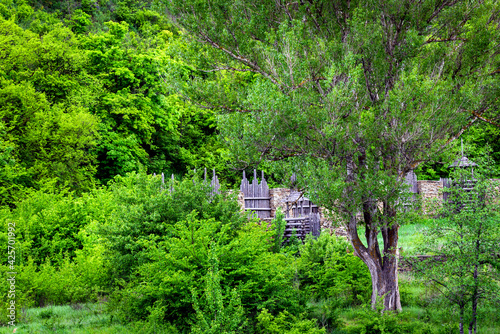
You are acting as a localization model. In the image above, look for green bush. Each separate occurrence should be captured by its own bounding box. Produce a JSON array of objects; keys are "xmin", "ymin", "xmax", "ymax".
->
[
  {"xmin": 100, "ymin": 172, "xmax": 247, "ymax": 282},
  {"xmin": 256, "ymin": 308, "xmax": 325, "ymax": 334},
  {"xmin": 0, "ymin": 187, "xmax": 115, "ymax": 267},
  {"xmin": 101, "ymin": 173, "xmax": 308, "ymax": 330},
  {"xmin": 298, "ymin": 233, "xmax": 371, "ymax": 307},
  {"xmin": 271, "ymin": 208, "xmax": 286, "ymax": 253},
  {"xmin": 0, "ymin": 185, "xmax": 114, "ymax": 310},
  {"xmin": 190, "ymin": 245, "xmax": 247, "ymax": 334},
  {"xmin": 109, "ymin": 211, "xmax": 304, "ymax": 331}
]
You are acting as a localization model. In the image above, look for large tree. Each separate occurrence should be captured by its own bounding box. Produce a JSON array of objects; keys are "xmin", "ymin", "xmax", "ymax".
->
[{"xmin": 164, "ymin": 0, "xmax": 500, "ymax": 310}]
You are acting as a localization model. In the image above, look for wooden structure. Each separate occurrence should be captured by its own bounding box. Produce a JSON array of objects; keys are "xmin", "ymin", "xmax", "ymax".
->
[
  {"xmin": 405, "ymin": 170, "xmax": 418, "ymax": 198},
  {"xmin": 156, "ymin": 169, "xmax": 220, "ymax": 195},
  {"xmin": 204, "ymin": 168, "xmax": 220, "ymax": 197},
  {"xmin": 443, "ymin": 154, "xmax": 479, "ymax": 212},
  {"xmin": 402, "ymin": 170, "xmax": 418, "ymax": 210},
  {"xmin": 441, "ymin": 177, "xmax": 452, "ymax": 203},
  {"xmin": 283, "ymin": 190, "xmax": 321, "ymax": 240},
  {"xmin": 156, "ymin": 168, "xmax": 322, "ymax": 240},
  {"xmin": 240, "ymin": 170, "xmax": 271, "ymax": 219}
]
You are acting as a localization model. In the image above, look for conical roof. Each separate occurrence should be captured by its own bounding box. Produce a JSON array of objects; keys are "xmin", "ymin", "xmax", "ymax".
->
[{"xmin": 449, "ymin": 156, "xmax": 477, "ymax": 168}]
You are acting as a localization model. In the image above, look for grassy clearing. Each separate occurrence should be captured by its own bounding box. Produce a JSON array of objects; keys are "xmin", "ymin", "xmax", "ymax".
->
[
  {"xmin": 355, "ymin": 219, "xmax": 453, "ymax": 255},
  {"xmin": 356, "ymin": 222, "xmax": 429, "ymax": 254},
  {"xmin": 0, "ymin": 302, "xmax": 136, "ymax": 334}
]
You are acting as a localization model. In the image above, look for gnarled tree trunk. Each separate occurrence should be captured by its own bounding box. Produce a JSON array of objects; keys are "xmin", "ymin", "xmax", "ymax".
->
[{"xmin": 346, "ymin": 208, "xmax": 402, "ymax": 311}]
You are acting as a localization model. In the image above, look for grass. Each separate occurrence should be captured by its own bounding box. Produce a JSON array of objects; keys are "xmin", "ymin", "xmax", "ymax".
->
[
  {"xmin": 356, "ymin": 222, "xmax": 430, "ymax": 254},
  {"xmin": 334, "ymin": 272, "xmax": 500, "ymax": 334},
  {"xmin": 0, "ymin": 302, "xmax": 135, "ymax": 334},
  {"xmin": 3, "ymin": 276, "xmax": 499, "ymax": 333}
]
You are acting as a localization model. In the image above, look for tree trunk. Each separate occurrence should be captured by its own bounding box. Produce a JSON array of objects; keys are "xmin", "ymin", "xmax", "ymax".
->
[
  {"xmin": 469, "ymin": 254, "xmax": 479, "ymax": 334},
  {"xmin": 346, "ymin": 212, "xmax": 402, "ymax": 312},
  {"xmin": 364, "ymin": 254, "xmax": 401, "ymax": 310}
]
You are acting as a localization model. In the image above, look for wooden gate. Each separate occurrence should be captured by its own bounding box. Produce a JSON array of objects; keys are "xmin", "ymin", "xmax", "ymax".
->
[{"xmin": 240, "ymin": 170, "xmax": 271, "ymax": 219}]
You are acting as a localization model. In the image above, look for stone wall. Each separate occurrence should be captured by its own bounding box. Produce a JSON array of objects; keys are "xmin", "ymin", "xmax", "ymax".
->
[
  {"xmin": 416, "ymin": 178, "xmax": 500, "ymax": 214},
  {"xmin": 417, "ymin": 180, "xmax": 443, "ymax": 201},
  {"xmin": 268, "ymin": 188, "xmax": 291, "ymax": 218},
  {"xmin": 417, "ymin": 180, "xmax": 443, "ymax": 214}
]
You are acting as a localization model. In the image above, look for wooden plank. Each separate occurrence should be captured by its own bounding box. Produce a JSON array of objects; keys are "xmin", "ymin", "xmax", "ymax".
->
[
  {"xmin": 240, "ymin": 171, "xmax": 248, "ymax": 197},
  {"xmin": 311, "ymin": 213, "xmax": 320, "ymax": 237},
  {"xmin": 244, "ymin": 197, "xmax": 271, "ymax": 200},
  {"xmin": 210, "ymin": 169, "xmax": 220, "ymax": 196},
  {"xmin": 244, "ymin": 208, "xmax": 272, "ymax": 211},
  {"xmin": 251, "ymin": 169, "xmax": 258, "ymax": 213},
  {"xmin": 261, "ymin": 171, "xmax": 270, "ymax": 219},
  {"xmin": 285, "ymin": 217, "xmax": 310, "ymax": 221}
]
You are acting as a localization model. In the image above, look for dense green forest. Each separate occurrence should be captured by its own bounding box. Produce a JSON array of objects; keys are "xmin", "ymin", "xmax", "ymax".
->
[
  {"xmin": 0, "ymin": 0, "xmax": 499, "ymax": 333},
  {"xmin": 0, "ymin": 0, "xmax": 238, "ymax": 208}
]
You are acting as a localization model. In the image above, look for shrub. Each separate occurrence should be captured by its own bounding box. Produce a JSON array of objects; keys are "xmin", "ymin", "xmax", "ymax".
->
[
  {"xmin": 298, "ymin": 233, "xmax": 371, "ymax": 307},
  {"xmin": 256, "ymin": 308, "xmax": 326, "ymax": 334},
  {"xmin": 100, "ymin": 172, "xmax": 247, "ymax": 282},
  {"xmin": 109, "ymin": 212, "xmax": 304, "ymax": 331},
  {"xmin": 190, "ymin": 245, "xmax": 247, "ymax": 334}
]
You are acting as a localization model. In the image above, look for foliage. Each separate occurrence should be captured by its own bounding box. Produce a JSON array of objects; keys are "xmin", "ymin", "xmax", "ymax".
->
[
  {"xmin": 0, "ymin": 18, "xmax": 99, "ymax": 200},
  {"xmin": 0, "ymin": 0, "xmax": 232, "ymax": 205},
  {"xmin": 191, "ymin": 245, "xmax": 247, "ymax": 334},
  {"xmin": 411, "ymin": 165, "xmax": 500, "ymax": 333},
  {"xmin": 165, "ymin": 0, "xmax": 500, "ymax": 310},
  {"xmin": 0, "ymin": 187, "xmax": 115, "ymax": 267},
  {"xmin": 100, "ymin": 172, "xmax": 246, "ymax": 281},
  {"xmin": 108, "ymin": 212, "xmax": 303, "ymax": 331},
  {"xmin": 270, "ymin": 207, "xmax": 286, "ymax": 253},
  {"xmin": 256, "ymin": 308, "xmax": 325, "ymax": 334},
  {"xmin": 298, "ymin": 233, "xmax": 371, "ymax": 307}
]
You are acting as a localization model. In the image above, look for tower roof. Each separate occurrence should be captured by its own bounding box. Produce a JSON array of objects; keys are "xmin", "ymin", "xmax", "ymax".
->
[{"xmin": 449, "ymin": 156, "xmax": 477, "ymax": 168}]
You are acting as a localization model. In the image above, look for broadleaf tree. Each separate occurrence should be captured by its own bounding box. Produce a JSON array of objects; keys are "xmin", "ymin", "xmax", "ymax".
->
[
  {"xmin": 412, "ymin": 164, "xmax": 500, "ymax": 334},
  {"xmin": 164, "ymin": 0, "xmax": 500, "ymax": 310}
]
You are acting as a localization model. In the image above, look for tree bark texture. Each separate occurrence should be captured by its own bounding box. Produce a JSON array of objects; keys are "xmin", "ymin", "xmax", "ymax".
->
[{"xmin": 346, "ymin": 211, "xmax": 402, "ymax": 311}]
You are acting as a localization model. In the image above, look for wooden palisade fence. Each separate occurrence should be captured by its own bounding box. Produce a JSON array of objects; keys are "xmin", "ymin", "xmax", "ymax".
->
[
  {"xmin": 240, "ymin": 170, "xmax": 271, "ymax": 219},
  {"xmin": 155, "ymin": 169, "xmax": 221, "ymax": 195},
  {"xmin": 240, "ymin": 170, "xmax": 321, "ymax": 240}
]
